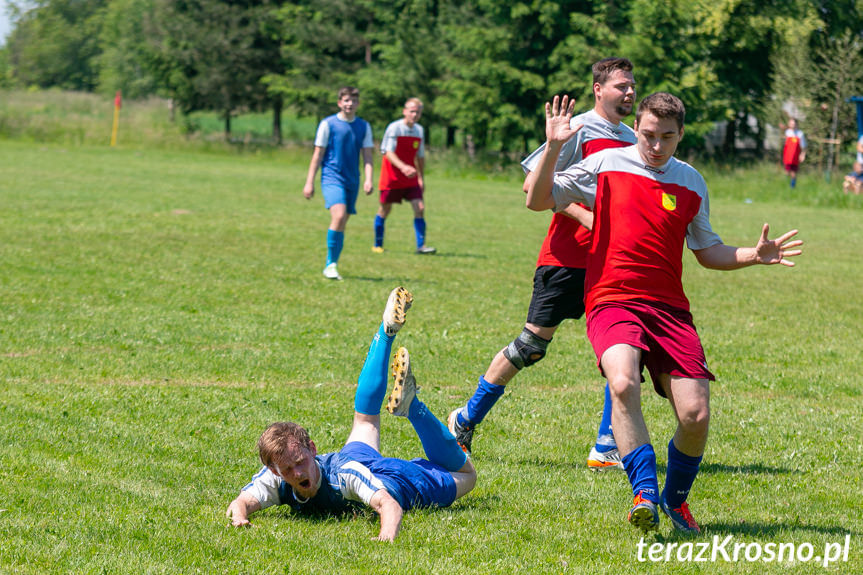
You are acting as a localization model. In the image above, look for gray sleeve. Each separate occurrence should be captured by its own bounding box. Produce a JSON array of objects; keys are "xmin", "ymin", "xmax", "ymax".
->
[
  {"xmin": 551, "ymin": 164, "xmax": 596, "ymax": 211},
  {"xmin": 521, "ymin": 134, "xmax": 582, "ymax": 174},
  {"xmin": 685, "ymin": 188, "xmax": 723, "ymax": 250}
]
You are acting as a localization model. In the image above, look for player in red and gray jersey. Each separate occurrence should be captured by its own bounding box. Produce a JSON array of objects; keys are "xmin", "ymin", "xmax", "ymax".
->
[
  {"xmin": 373, "ymin": 98, "xmax": 436, "ymax": 254},
  {"xmin": 522, "ymin": 107, "xmax": 637, "ymax": 269},
  {"xmin": 447, "ymin": 59, "xmax": 636, "ymax": 465},
  {"xmin": 528, "ymin": 92, "xmax": 802, "ymax": 534}
]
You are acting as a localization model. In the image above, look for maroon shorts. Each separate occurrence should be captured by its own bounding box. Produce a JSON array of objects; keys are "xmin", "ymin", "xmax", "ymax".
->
[
  {"xmin": 380, "ymin": 186, "xmax": 423, "ymax": 204},
  {"xmin": 586, "ymin": 300, "xmax": 715, "ymax": 397},
  {"xmin": 784, "ymin": 163, "xmax": 799, "ymax": 173}
]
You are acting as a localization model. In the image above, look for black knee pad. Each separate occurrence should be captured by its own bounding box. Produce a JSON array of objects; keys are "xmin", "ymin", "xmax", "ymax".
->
[{"xmin": 503, "ymin": 328, "xmax": 551, "ymax": 370}]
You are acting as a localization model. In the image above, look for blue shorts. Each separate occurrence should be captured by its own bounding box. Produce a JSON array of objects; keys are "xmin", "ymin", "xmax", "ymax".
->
[
  {"xmin": 322, "ymin": 183, "xmax": 359, "ymax": 214},
  {"xmin": 340, "ymin": 442, "xmax": 457, "ymax": 510}
]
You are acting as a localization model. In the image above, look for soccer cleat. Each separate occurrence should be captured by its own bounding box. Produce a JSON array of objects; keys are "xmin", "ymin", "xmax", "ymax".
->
[
  {"xmin": 323, "ymin": 262, "xmax": 342, "ymax": 280},
  {"xmin": 382, "ymin": 286, "xmax": 413, "ymax": 336},
  {"xmin": 416, "ymin": 246, "xmax": 437, "ymax": 254},
  {"xmin": 387, "ymin": 347, "xmax": 417, "ymax": 417},
  {"xmin": 587, "ymin": 446, "xmax": 624, "ymax": 471},
  {"xmin": 659, "ymin": 493, "xmax": 701, "ymax": 534},
  {"xmin": 371, "ymin": 246, "xmax": 385, "ymax": 254},
  {"xmin": 447, "ymin": 408, "xmax": 474, "ymax": 457},
  {"xmin": 628, "ymin": 491, "xmax": 660, "ymax": 533}
]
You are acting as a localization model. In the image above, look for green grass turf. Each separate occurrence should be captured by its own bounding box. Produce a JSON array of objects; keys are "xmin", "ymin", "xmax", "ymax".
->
[{"xmin": 0, "ymin": 138, "xmax": 860, "ymax": 574}]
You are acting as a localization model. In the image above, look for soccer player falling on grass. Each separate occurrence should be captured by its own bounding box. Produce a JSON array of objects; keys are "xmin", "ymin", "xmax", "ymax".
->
[
  {"xmin": 448, "ymin": 58, "xmax": 637, "ymax": 469},
  {"xmin": 226, "ymin": 287, "xmax": 476, "ymax": 541},
  {"xmin": 526, "ymin": 92, "xmax": 802, "ymax": 533}
]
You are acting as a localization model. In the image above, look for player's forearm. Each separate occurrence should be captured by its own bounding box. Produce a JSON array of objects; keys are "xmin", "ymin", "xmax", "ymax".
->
[
  {"xmin": 525, "ymin": 143, "xmax": 562, "ymax": 211},
  {"xmin": 305, "ymin": 148, "xmax": 323, "ymax": 185},
  {"xmin": 560, "ymin": 203, "xmax": 594, "ymax": 230},
  {"xmin": 385, "ymin": 150, "xmax": 406, "ymax": 171},
  {"xmin": 370, "ymin": 489, "xmax": 403, "ymax": 541},
  {"xmin": 226, "ymin": 492, "xmax": 262, "ymax": 526},
  {"xmin": 694, "ymin": 243, "xmax": 756, "ymax": 270},
  {"xmin": 364, "ymin": 150, "xmax": 374, "ymax": 183}
]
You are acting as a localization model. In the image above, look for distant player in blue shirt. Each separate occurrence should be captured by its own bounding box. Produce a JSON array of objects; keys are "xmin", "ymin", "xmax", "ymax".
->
[
  {"xmin": 303, "ymin": 86, "xmax": 375, "ymax": 280},
  {"xmin": 226, "ymin": 287, "xmax": 477, "ymax": 541}
]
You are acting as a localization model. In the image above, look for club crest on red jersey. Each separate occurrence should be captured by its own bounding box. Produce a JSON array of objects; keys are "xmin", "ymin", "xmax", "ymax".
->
[{"xmin": 661, "ymin": 192, "xmax": 677, "ymax": 211}]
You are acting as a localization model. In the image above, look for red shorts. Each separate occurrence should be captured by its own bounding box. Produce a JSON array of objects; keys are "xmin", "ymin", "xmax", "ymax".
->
[
  {"xmin": 586, "ymin": 300, "xmax": 715, "ymax": 397},
  {"xmin": 380, "ymin": 186, "xmax": 423, "ymax": 204},
  {"xmin": 784, "ymin": 163, "xmax": 799, "ymax": 173}
]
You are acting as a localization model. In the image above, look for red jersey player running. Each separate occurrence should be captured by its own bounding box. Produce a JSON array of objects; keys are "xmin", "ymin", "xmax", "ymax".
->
[
  {"xmin": 527, "ymin": 92, "xmax": 802, "ymax": 533},
  {"xmin": 447, "ymin": 58, "xmax": 636, "ymax": 464}
]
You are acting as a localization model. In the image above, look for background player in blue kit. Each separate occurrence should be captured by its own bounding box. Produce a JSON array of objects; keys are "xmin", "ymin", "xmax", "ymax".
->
[
  {"xmin": 226, "ymin": 287, "xmax": 477, "ymax": 541},
  {"xmin": 303, "ymin": 86, "xmax": 375, "ymax": 280}
]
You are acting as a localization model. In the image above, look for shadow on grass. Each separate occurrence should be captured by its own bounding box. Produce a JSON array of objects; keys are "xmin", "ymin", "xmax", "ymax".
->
[
  {"xmin": 698, "ymin": 462, "xmax": 797, "ymax": 476},
  {"xmin": 428, "ymin": 252, "xmax": 488, "ymax": 259},
  {"xmin": 507, "ymin": 458, "xmax": 797, "ymax": 478},
  {"xmin": 699, "ymin": 521, "xmax": 858, "ymax": 538}
]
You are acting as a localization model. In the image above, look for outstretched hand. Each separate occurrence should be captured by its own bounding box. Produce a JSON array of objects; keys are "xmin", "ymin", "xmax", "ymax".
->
[
  {"xmin": 545, "ymin": 95, "xmax": 581, "ymax": 145},
  {"xmin": 754, "ymin": 223, "xmax": 803, "ymax": 266}
]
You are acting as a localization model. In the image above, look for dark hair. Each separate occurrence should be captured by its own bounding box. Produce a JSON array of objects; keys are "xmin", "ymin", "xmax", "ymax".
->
[
  {"xmin": 257, "ymin": 422, "xmax": 313, "ymax": 469},
  {"xmin": 592, "ymin": 57, "xmax": 634, "ymax": 85},
  {"xmin": 338, "ymin": 86, "xmax": 360, "ymax": 100},
  {"xmin": 636, "ymin": 92, "xmax": 685, "ymax": 129}
]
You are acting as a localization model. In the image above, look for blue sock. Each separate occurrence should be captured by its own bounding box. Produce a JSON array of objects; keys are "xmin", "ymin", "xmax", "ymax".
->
[
  {"xmin": 374, "ymin": 215, "xmax": 385, "ymax": 248},
  {"xmin": 594, "ymin": 382, "xmax": 616, "ymax": 452},
  {"xmin": 408, "ymin": 398, "xmax": 467, "ymax": 472},
  {"xmin": 663, "ymin": 439, "xmax": 703, "ymax": 507},
  {"xmin": 457, "ymin": 375, "xmax": 505, "ymax": 427},
  {"xmin": 354, "ymin": 324, "xmax": 394, "ymax": 415},
  {"xmin": 790, "ymin": 177, "xmax": 796, "ymax": 188},
  {"xmin": 621, "ymin": 444, "xmax": 659, "ymax": 503},
  {"xmin": 326, "ymin": 229, "xmax": 344, "ymax": 265},
  {"xmin": 413, "ymin": 217, "xmax": 426, "ymax": 249}
]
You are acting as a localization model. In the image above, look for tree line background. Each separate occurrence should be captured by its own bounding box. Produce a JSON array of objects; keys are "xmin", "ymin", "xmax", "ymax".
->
[{"xmin": 1, "ymin": 0, "xmax": 863, "ymax": 159}]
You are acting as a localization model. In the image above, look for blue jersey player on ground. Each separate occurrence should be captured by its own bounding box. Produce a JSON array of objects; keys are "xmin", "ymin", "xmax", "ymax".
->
[
  {"xmin": 303, "ymin": 86, "xmax": 375, "ymax": 280},
  {"xmin": 226, "ymin": 287, "xmax": 477, "ymax": 541}
]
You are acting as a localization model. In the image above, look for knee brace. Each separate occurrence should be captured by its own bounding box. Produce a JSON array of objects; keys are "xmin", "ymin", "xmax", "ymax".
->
[{"xmin": 503, "ymin": 328, "xmax": 551, "ymax": 370}]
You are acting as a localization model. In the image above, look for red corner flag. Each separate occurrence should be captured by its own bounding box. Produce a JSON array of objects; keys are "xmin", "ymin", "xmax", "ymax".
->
[{"xmin": 114, "ymin": 91, "xmax": 122, "ymax": 110}]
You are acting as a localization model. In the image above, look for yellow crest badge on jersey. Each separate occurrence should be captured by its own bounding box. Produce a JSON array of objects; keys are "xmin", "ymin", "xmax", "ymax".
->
[
  {"xmin": 661, "ymin": 192, "xmax": 677, "ymax": 211},
  {"xmin": 413, "ymin": 141, "xmax": 420, "ymax": 149}
]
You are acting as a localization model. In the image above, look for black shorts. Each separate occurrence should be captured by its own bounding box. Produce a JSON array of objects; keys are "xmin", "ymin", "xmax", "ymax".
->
[{"xmin": 525, "ymin": 265, "xmax": 587, "ymax": 327}]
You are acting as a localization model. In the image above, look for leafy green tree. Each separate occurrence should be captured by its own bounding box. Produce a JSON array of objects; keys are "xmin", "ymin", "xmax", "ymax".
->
[
  {"xmin": 5, "ymin": 0, "xmax": 106, "ymax": 90},
  {"xmin": 149, "ymin": 0, "xmax": 284, "ymax": 139},
  {"xmin": 96, "ymin": 0, "xmax": 159, "ymax": 99},
  {"xmin": 265, "ymin": 0, "xmax": 373, "ymax": 122}
]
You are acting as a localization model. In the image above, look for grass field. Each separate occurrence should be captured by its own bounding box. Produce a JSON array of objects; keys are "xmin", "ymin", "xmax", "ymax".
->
[{"xmin": 0, "ymin": 132, "xmax": 860, "ymax": 574}]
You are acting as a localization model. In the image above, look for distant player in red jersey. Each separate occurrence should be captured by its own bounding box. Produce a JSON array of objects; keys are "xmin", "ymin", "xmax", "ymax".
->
[
  {"xmin": 781, "ymin": 117, "xmax": 807, "ymax": 188},
  {"xmin": 447, "ymin": 58, "xmax": 637, "ymax": 462},
  {"xmin": 527, "ymin": 92, "xmax": 803, "ymax": 534},
  {"xmin": 373, "ymin": 98, "xmax": 436, "ymax": 254}
]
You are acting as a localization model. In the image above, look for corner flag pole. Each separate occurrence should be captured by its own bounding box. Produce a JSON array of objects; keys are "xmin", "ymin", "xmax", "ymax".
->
[{"xmin": 111, "ymin": 91, "xmax": 122, "ymax": 147}]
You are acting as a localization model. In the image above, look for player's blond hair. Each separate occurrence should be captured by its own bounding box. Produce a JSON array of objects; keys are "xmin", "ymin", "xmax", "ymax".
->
[
  {"xmin": 405, "ymin": 97, "xmax": 423, "ymax": 109},
  {"xmin": 257, "ymin": 422, "xmax": 313, "ymax": 469}
]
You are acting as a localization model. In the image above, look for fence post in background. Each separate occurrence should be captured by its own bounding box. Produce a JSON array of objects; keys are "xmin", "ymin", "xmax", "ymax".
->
[{"xmin": 111, "ymin": 91, "xmax": 122, "ymax": 147}]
